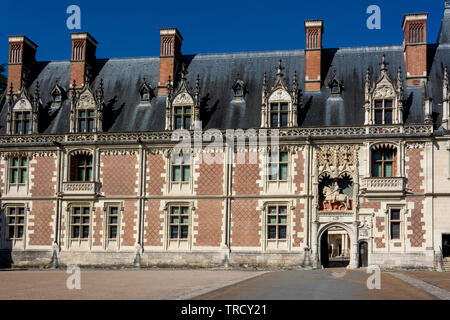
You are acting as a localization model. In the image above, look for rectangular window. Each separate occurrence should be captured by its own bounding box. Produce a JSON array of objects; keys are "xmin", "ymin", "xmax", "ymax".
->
[
  {"xmin": 6, "ymin": 206, "xmax": 25, "ymax": 240},
  {"xmin": 270, "ymin": 103, "xmax": 289, "ymax": 128},
  {"xmin": 70, "ymin": 155, "xmax": 93, "ymax": 182},
  {"xmin": 78, "ymin": 110, "xmax": 95, "ymax": 133},
  {"xmin": 171, "ymin": 153, "xmax": 190, "ymax": 182},
  {"xmin": 268, "ymin": 152, "xmax": 288, "ymax": 181},
  {"xmin": 13, "ymin": 112, "xmax": 31, "ymax": 134},
  {"xmin": 169, "ymin": 206, "xmax": 189, "ymax": 240},
  {"xmin": 174, "ymin": 106, "xmax": 192, "ymax": 130},
  {"xmin": 71, "ymin": 206, "xmax": 90, "ymax": 240},
  {"xmin": 390, "ymin": 209, "xmax": 401, "ymax": 240},
  {"xmin": 267, "ymin": 205, "xmax": 288, "ymax": 240},
  {"xmin": 10, "ymin": 157, "xmax": 27, "ymax": 184},
  {"xmin": 107, "ymin": 206, "xmax": 119, "ymax": 240},
  {"xmin": 374, "ymin": 100, "xmax": 393, "ymax": 125}
]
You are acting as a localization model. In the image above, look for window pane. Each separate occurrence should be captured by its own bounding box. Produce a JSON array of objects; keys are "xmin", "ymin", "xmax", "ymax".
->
[
  {"xmin": 384, "ymin": 150, "xmax": 393, "ymax": 161},
  {"xmin": 280, "ymin": 103, "xmax": 288, "ymax": 111},
  {"xmin": 373, "ymin": 163, "xmax": 382, "ymax": 177},
  {"xmin": 24, "ymin": 121, "xmax": 30, "ymax": 134},
  {"xmin": 279, "ymin": 164, "xmax": 288, "ymax": 180},
  {"xmin": 110, "ymin": 207, "xmax": 118, "ymax": 215},
  {"xmin": 279, "ymin": 206, "xmax": 287, "ymax": 214},
  {"xmin": 82, "ymin": 226, "xmax": 90, "ymax": 238},
  {"xmin": 74, "ymin": 207, "xmax": 81, "ymax": 215},
  {"xmin": 77, "ymin": 168, "xmax": 85, "ymax": 181},
  {"xmin": 270, "ymin": 153, "xmax": 278, "ymax": 163},
  {"xmin": 21, "ymin": 158, "xmax": 27, "ymax": 166},
  {"xmin": 270, "ymin": 104, "xmax": 278, "ymax": 111},
  {"xmin": 8, "ymin": 226, "xmax": 14, "ymax": 239},
  {"xmin": 268, "ymin": 207, "xmax": 277, "ymax": 214},
  {"xmin": 89, "ymin": 111, "xmax": 95, "ymax": 117},
  {"xmin": 12, "ymin": 158, "xmax": 19, "ymax": 167},
  {"xmin": 182, "ymin": 166, "xmax": 190, "ymax": 181},
  {"xmin": 17, "ymin": 226, "xmax": 24, "ymax": 238},
  {"xmin": 278, "ymin": 216, "xmax": 287, "ymax": 224},
  {"xmin": 280, "ymin": 113, "xmax": 288, "ymax": 127},
  {"xmin": 11, "ymin": 169, "xmax": 18, "ymax": 183},
  {"xmin": 83, "ymin": 207, "xmax": 90, "ymax": 215},
  {"xmin": 280, "ymin": 152, "xmax": 288, "ymax": 162},
  {"xmin": 88, "ymin": 119, "xmax": 94, "ymax": 132},
  {"xmin": 373, "ymin": 150, "xmax": 382, "ymax": 161},
  {"xmin": 16, "ymin": 122, "xmax": 22, "ymax": 134},
  {"xmin": 375, "ymin": 110, "xmax": 383, "ymax": 124},
  {"xmin": 73, "ymin": 216, "xmax": 80, "ymax": 224},
  {"xmin": 180, "ymin": 226, "xmax": 189, "ymax": 239},
  {"xmin": 385, "ymin": 110, "xmax": 392, "ymax": 124},
  {"xmin": 175, "ymin": 116, "xmax": 182, "ymax": 129},
  {"xmin": 82, "ymin": 217, "xmax": 90, "ymax": 224},
  {"xmin": 175, "ymin": 107, "xmax": 183, "ymax": 114},
  {"xmin": 181, "ymin": 207, "xmax": 189, "ymax": 215},
  {"xmin": 268, "ymin": 216, "xmax": 277, "ymax": 224},
  {"xmin": 278, "ymin": 226, "xmax": 287, "ymax": 239},
  {"xmin": 384, "ymin": 163, "xmax": 393, "ymax": 178},
  {"xmin": 73, "ymin": 226, "xmax": 80, "ymax": 238},
  {"xmin": 185, "ymin": 107, "xmax": 191, "ymax": 114},
  {"xmin": 87, "ymin": 168, "xmax": 93, "ymax": 181},
  {"xmin": 268, "ymin": 226, "xmax": 277, "ymax": 239},
  {"xmin": 184, "ymin": 116, "xmax": 191, "ymax": 130},
  {"xmin": 385, "ymin": 100, "xmax": 393, "ymax": 109},
  {"xmin": 391, "ymin": 222, "xmax": 400, "ymax": 239},
  {"xmin": 170, "ymin": 226, "xmax": 179, "ymax": 239},
  {"xmin": 20, "ymin": 169, "xmax": 27, "ymax": 183},
  {"xmin": 271, "ymin": 114, "xmax": 278, "ymax": 128},
  {"xmin": 181, "ymin": 216, "xmax": 189, "ymax": 224},
  {"xmin": 391, "ymin": 209, "xmax": 400, "ymax": 221},
  {"xmin": 171, "ymin": 216, "xmax": 180, "ymax": 224},
  {"xmin": 171, "ymin": 207, "xmax": 180, "ymax": 215},
  {"xmin": 79, "ymin": 120, "xmax": 85, "ymax": 132},
  {"xmin": 375, "ymin": 101, "xmax": 383, "ymax": 109},
  {"xmin": 110, "ymin": 216, "xmax": 118, "ymax": 224},
  {"xmin": 268, "ymin": 165, "xmax": 277, "ymax": 180},
  {"xmin": 109, "ymin": 226, "xmax": 117, "ymax": 239}
]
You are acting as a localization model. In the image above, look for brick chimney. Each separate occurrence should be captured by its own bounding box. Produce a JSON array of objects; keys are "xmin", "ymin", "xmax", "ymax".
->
[
  {"xmin": 158, "ymin": 28, "xmax": 183, "ymax": 95},
  {"xmin": 7, "ymin": 36, "xmax": 38, "ymax": 93},
  {"xmin": 402, "ymin": 13, "xmax": 428, "ymax": 86},
  {"xmin": 304, "ymin": 20, "xmax": 323, "ymax": 92},
  {"xmin": 70, "ymin": 32, "xmax": 98, "ymax": 89}
]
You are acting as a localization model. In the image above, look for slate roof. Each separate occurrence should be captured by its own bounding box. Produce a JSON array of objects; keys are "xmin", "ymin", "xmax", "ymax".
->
[{"xmin": 1, "ymin": 8, "xmax": 450, "ymax": 135}]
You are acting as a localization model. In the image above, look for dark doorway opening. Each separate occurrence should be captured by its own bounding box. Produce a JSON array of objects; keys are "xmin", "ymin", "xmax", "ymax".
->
[
  {"xmin": 443, "ymin": 234, "xmax": 450, "ymax": 258},
  {"xmin": 320, "ymin": 227, "xmax": 350, "ymax": 268},
  {"xmin": 359, "ymin": 241, "xmax": 368, "ymax": 267}
]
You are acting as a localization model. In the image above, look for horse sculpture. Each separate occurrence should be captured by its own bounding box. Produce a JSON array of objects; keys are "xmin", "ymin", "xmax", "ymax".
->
[{"xmin": 323, "ymin": 183, "xmax": 350, "ymax": 211}]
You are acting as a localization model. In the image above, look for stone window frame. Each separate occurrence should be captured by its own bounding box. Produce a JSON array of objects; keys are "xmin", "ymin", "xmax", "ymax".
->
[
  {"xmin": 66, "ymin": 150, "xmax": 95, "ymax": 183},
  {"xmin": 367, "ymin": 143, "xmax": 402, "ymax": 179},
  {"xmin": 77, "ymin": 109, "xmax": 96, "ymax": 133},
  {"xmin": 163, "ymin": 202, "xmax": 194, "ymax": 251},
  {"xmin": 167, "ymin": 150, "xmax": 193, "ymax": 192},
  {"xmin": 7, "ymin": 155, "xmax": 30, "ymax": 190},
  {"xmin": 12, "ymin": 110, "xmax": 31, "ymax": 135},
  {"xmin": 385, "ymin": 204, "xmax": 406, "ymax": 247},
  {"xmin": 373, "ymin": 99, "xmax": 394, "ymax": 125},
  {"xmin": 66, "ymin": 202, "xmax": 94, "ymax": 248},
  {"xmin": 3, "ymin": 204, "xmax": 27, "ymax": 246},
  {"xmin": 173, "ymin": 105, "xmax": 192, "ymax": 130},
  {"xmin": 262, "ymin": 201, "xmax": 292, "ymax": 251},
  {"xmin": 103, "ymin": 202, "xmax": 123, "ymax": 249}
]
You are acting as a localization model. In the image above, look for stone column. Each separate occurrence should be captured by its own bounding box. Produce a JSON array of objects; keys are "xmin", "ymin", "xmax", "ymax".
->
[
  {"xmin": 311, "ymin": 221, "xmax": 320, "ymax": 268},
  {"xmin": 349, "ymin": 222, "xmax": 359, "ymax": 268}
]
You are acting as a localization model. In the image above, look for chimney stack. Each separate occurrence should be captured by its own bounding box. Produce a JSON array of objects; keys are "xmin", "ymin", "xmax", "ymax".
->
[
  {"xmin": 402, "ymin": 13, "xmax": 428, "ymax": 86},
  {"xmin": 304, "ymin": 20, "xmax": 323, "ymax": 92},
  {"xmin": 70, "ymin": 32, "xmax": 98, "ymax": 89},
  {"xmin": 7, "ymin": 36, "xmax": 38, "ymax": 93},
  {"xmin": 158, "ymin": 28, "xmax": 183, "ymax": 95}
]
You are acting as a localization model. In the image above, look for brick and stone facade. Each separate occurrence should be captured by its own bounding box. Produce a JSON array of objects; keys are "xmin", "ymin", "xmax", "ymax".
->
[{"xmin": 1, "ymin": 4, "xmax": 450, "ymax": 270}]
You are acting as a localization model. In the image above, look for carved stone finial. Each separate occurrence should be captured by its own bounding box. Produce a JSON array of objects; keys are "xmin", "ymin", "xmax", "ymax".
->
[
  {"xmin": 276, "ymin": 59, "xmax": 284, "ymax": 77},
  {"xmin": 379, "ymin": 54, "xmax": 389, "ymax": 73},
  {"xmin": 8, "ymin": 82, "xmax": 14, "ymax": 106},
  {"xmin": 180, "ymin": 63, "xmax": 188, "ymax": 80},
  {"xmin": 444, "ymin": 66, "xmax": 449, "ymax": 87}
]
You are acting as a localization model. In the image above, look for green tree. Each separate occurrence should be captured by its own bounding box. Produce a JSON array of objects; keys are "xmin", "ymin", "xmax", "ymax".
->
[{"xmin": 0, "ymin": 64, "xmax": 6, "ymax": 100}]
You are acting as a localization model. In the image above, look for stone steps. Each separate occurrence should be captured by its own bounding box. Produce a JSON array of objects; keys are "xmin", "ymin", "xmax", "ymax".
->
[{"xmin": 443, "ymin": 258, "xmax": 450, "ymax": 272}]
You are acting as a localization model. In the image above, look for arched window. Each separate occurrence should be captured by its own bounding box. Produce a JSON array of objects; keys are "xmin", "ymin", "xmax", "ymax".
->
[
  {"xmin": 372, "ymin": 146, "xmax": 397, "ymax": 178},
  {"xmin": 70, "ymin": 153, "xmax": 93, "ymax": 182}
]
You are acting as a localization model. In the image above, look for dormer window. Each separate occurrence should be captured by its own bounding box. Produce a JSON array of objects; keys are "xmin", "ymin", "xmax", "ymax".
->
[
  {"xmin": 78, "ymin": 109, "xmax": 95, "ymax": 133},
  {"xmin": 70, "ymin": 82, "xmax": 103, "ymax": 134},
  {"xmin": 261, "ymin": 60, "xmax": 299, "ymax": 128},
  {"xmin": 174, "ymin": 106, "xmax": 191, "ymax": 130},
  {"xmin": 232, "ymin": 78, "xmax": 246, "ymax": 101},
  {"xmin": 50, "ymin": 84, "xmax": 65, "ymax": 108},
  {"xmin": 364, "ymin": 55, "xmax": 404, "ymax": 126},
  {"xmin": 374, "ymin": 99, "xmax": 393, "ymax": 124},
  {"xmin": 270, "ymin": 103, "xmax": 289, "ymax": 128},
  {"xmin": 14, "ymin": 111, "xmax": 31, "ymax": 134},
  {"xmin": 139, "ymin": 80, "xmax": 154, "ymax": 105}
]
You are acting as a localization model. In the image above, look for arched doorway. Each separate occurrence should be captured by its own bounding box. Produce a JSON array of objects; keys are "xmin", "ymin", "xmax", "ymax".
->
[
  {"xmin": 359, "ymin": 241, "xmax": 368, "ymax": 267},
  {"xmin": 319, "ymin": 225, "xmax": 351, "ymax": 268}
]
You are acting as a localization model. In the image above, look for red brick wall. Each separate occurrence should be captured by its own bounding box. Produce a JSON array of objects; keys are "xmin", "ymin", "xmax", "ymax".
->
[
  {"xmin": 195, "ymin": 153, "xmax": 224, "ymax": 195},
  {"xmin": 231, "ymin": 199, "xmax": 261, "ymax": 247},
  {"xmin": 146, "ymin": 153, "xmax": 165, "ymax": 196},
  {"xmin": 406, "ymin": 148, "xmax": 425, "ymax": 247},
  {"xmin": 29, "ymin": 201, "xmax": 54, "ymax": 246},
  {"xmin": 101, "ymin": 154, "xmax": 138, "ymax": 196},
  {"xmin": 233, "ymin": 152, "xmax": 262, "ymax": 195},
  {"xmin": 121, "ymin": 200, "xmax": 137, "ymax": 247},
  {"xmin": 144, "ymin": 199, "xmax": 163, "ymax": 247},
  {"xmin": 30, "ymin": 156, "xmax": 56, "ymax": 197},
  {"xmin": 92, "ymin": 206, "xmax": 103, "ymax": 247},
  {"xmin": 375, "ymin": 216, "xmax": 386, "ymax": 249},
  {"xmin": 194, "ymin": 200, "xmax": 223, "ymax": 247},
  {"xmin": 294, "ymin": 150, "xmax": 305, "ymax": 193},
  {"xmin": 292, "ymin": 200, "xmax": 305, "ymax": 247}
]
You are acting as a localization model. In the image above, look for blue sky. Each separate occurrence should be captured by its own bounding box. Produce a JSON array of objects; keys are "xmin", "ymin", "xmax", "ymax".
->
[{"xmin": 0, "ymin": 0, "xmax": 446, "ymax": 64}]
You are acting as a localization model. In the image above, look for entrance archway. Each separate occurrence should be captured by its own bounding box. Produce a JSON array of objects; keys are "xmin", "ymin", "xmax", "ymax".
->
[
  {"xmin": 319, "ymin": 225, "xmax": 351, "ymax": 268},
  {"xmin": 359, "ymin": 241, "xmax": 368, "ymax": 267}
]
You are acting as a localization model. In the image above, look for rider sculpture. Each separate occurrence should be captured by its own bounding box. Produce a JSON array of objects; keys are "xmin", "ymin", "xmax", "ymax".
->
[{"xmin": 322, "ymin": 182, "xmax": 350, "ymax": 211}]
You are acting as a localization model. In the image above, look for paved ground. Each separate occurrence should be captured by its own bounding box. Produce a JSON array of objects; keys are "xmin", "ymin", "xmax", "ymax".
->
[
  {"xmin": 195, "ymin": 269, "xmax": 440, "ymax": 300},
  {"xmin": 400, "ymin": 271, "xmax": 450, "ymax": 291},
  {"xmin": 0, "ymin": 269, "xmax": 264, "ymax": 300},
  {"xmin": 0, "ymin": 268, "xmax": 448, "ymax": 300}
]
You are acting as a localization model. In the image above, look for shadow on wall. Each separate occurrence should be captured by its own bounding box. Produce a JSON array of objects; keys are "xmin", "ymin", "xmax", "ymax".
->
[{"xmin": 0, "ymin": 207, "xmax": 13, "ymax": 268}]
